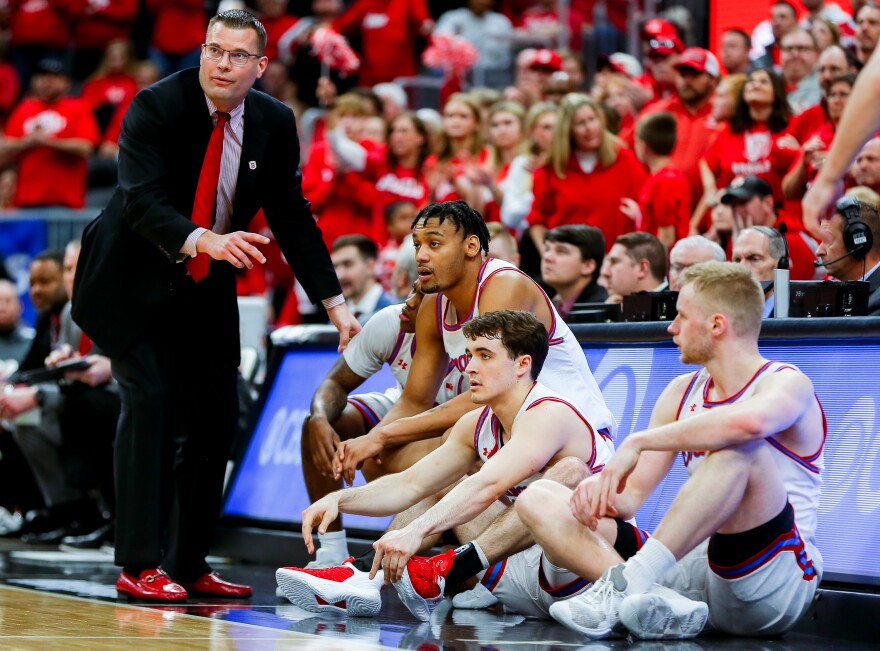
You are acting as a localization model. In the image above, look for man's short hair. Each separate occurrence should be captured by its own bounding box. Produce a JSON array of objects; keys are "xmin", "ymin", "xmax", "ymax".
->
[
  {"xmin": 331, "ymin": 234, "xmax": 378, "ymax": 260},
  {"xmin": 487, "ymin": 222, "xmax": 518, "ymax": 254},
  {"xmin": 545, "ymin": 225, "xmax": 606, "ymax": 279},
  {"xmin": 773, "ymin": 1, "xmax": 798, "ymax": 18},
  {"xmin": 670, "ymin": 235, "xmax": 727, "ymax": 262},
  {"xmin": 681, "ymin": 261, "xmax": 763, "ymax": 338},
  {"xmin": 463, "ymin": 310, "xmax": 549, "ymax": 380},
  {"xmin": 412, "ymin": 200, "xmax": 490, "ymax": 255},
  {"xmin": 615, "ymin": 231, "xmax": 668, "ymax": 281},
  {"xmin": 745, "ymin": 225, "xmax": 787, "ymax": 260},
  {"xmin": 32, "ymin": 249, "xmax": 64, "ymax": 269},
  {"xmin": 636, "ymin": 111, "xmax": 677, "ymax": 156},
  {"xmin": 725, "ymin": 28, "xmax": 751, "ymax": 49},
  {"xmin": 209, "ymin": 10, "xmax": 267, "ymax": 55}
]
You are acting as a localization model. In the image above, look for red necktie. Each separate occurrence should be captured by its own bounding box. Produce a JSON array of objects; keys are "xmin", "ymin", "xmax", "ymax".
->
[{"xmin": 187, "ymin": 111, "xmax": 230, "ymax": 282}]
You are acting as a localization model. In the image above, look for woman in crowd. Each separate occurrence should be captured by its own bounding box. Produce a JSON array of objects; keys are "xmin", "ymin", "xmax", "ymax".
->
[
  {"xmin": 79, "ymin": 39, "xmax": 138, "ymax": 135},
  {"xmin": 783, "ymin": 73, "xmax": 857, "ymax": 199},
  {"xmin": 468, "ymin": 100, "xmax": 529, "ymax": 219},
  {"xmin": 527, "ymin": 93, "xmax": 647, "ymax": 253},
  {"xmin": 598, "ymin": 74, "xmax": 638, "ymax": 144},
  {"xmin": 710, "ymin": 73, "xmax": 747, "ymax": 123},
  {"xmin": 424, "ymin": 93, "xmax": 486, "ymax": 205},
  {"xmin": 811, "ymin": 17, "xmax": 840, "ymax": 52},
  {"xmin": 700, "ymin": 68, "xmax": 798, "ymax": 207}
]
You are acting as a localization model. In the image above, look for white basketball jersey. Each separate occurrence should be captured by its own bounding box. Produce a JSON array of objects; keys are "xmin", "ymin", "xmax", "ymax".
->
[
  {"xmin": 343, "ymin": 304, "xmax": 466, "ymax": 405},
  {"xmin": 438, "ymin": 257, "xmax": 616, "ymax": 435},
  {"xmin": 472, "ymin": 382, "xmax": 615, "ymax": 500},
  {"xmin": 675, "ymin": 361, "xmax": 824, "ymax": 543}
]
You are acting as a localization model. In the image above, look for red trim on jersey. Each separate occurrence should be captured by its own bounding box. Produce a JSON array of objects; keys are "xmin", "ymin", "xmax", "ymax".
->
[
  {"xmin": 525, "ymin": 396, "xmax": 598, "ymax": 469},
  {"xmin": 387, "ymin": 328, "xmax": 407, "ymax": 364},
  {"xmin": 675, "ymin": 371, "xmax": 701, "ymax": 420},
  {"xmin": 440, "ymin": 259, "xmax": 492, "ymax": 332},
  {"xmin": 702, "ymin": 361, "xmax": 774, "ymax": 406}
]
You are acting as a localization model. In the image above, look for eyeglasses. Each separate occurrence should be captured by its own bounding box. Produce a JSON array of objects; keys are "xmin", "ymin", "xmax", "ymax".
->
[
  {"xmin": 202, "ymin": 44, "xmax": 262, "ymax": 66},
  {"xmin": 648, "ymin": 38, "xmax": 676, "ymax": 51},
  {"xmin": 781, "ymin": 44, "xmax": 815, "ymax": 54}
]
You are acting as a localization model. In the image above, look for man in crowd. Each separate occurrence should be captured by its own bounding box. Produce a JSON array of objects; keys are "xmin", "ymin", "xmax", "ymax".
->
[
  {"xmin": 855, "ymin": 2, "xmax": 880, "ymax": 66},
  {"xmin": 780, "ymin": 29, "xmax": 822, "ymax": 114},
  {"xmin": 814, "ymin": 197, "xmax": 880, "ymax": 314},
  {"xmin": 640, "ymin": 48, "xmax": 720, "ymax": 210},
  {"xmin": 331, "ymin": 235, "xmax": 397, "ymax": 325},
  {"xmin": 720, "ymin": 28, "xmax": 751, "ymax": 75},
  {"xmin": 277, "ymin": 310, "xmax": 614, "ymax": 620},
  {"xmin": 0, "ymin": 59, "xmax": 100, "ymax": 209},
  {"xmin": 601, "ymin": 232, "xmax": 668, "ymax": 303},
  {"xmin": 519, "ymin": 262, "xmax": 825, "ymax": 640},
  {"xmin": 720, "ymin": 176, "xmax": 820, "ymax": 279},
  {"xmin": 752, "ymin": 1, "xmax": 800, "ymax": 70},
  {"xmin": 789, "ymin": 44, "xmax": 858, "ymax": 144},
  {"xmin": 0, "ymin": 280, "xmax": 33, "ymax": 373},
  {"xmin": 851, "ymin": 138, "xmax": 880, "ymax": 194},
  {"xmin": 487, "ymin": 222, "xmax": 521, "ymax": 266},
  {"xmin": 541, "ymin": 225, "xmax": 608, "ymax": 317},
  {"xmin": 732, "ymin": 226, "xmax": 788, "ymax": 317},
  {"xmin": 668, "ymin": 236, "xmax": 726, "ymax": 291}
]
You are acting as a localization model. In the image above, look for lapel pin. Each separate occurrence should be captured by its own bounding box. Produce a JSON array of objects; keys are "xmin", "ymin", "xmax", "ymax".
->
[{"xmin": 249, "ymin": 161, "xmax": 257, "ymax": 170}]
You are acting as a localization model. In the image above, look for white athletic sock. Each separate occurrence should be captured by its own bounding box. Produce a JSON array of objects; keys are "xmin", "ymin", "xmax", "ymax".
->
[
  {"xmin": 317, "ymin": 529, "xmax": 349, "ymax": 559},
  {"xmin": 621, "ymin": 537, "xmax": 677, "ymax": 596},
  {"xmin": 471, "ymin": 541, "xmax": 490, "ymax": 571}
]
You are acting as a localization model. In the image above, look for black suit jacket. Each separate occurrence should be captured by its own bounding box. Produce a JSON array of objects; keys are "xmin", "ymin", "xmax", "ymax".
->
[{"xmin": 72, "ymin": 69, "xmax": 340, "ymax": 356}]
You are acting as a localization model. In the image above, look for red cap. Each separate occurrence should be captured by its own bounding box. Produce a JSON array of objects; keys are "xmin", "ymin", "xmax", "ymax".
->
[
  {"xmin": 527, "ymin": 48, "xmax": 563, "ymax": 72},
  {"xmin": 642, "ymin": 18, "xmax": 678, "ymax": 39},
  {"xmin": 675, "ymin": 47, "xmax": 720, "ymax": 77}
]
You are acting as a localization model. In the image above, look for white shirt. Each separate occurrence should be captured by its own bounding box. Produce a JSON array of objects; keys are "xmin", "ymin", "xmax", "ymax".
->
[{"xmin": 435, "ymin": 9, "xmax": 514, "ymax": 71}]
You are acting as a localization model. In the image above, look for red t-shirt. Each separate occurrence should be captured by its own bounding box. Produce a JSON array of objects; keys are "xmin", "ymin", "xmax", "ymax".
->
[
  {"xmin": 80, "ymin": 73, "xmax": 138, "ymax": 112},
  {"xmin": 789, "ymin": 101, "xmax": 828, "ymax": 145},
  {"xmin": 333, "ymin": 0, "xmax": 432, "ymax": 87},
  {"xmin": 640, "ymin": 95, "xmax": 720, "ymax": 210},
  {"xmin": 639, "ymin": 165, "xmax": 691, "ymax": 242},
  {"xmin": 703, "ymin": 122, "xmax": 799, "ymax": 205},
  {"xmin": 147, "ymin": 0, "xmax": 206, "ymax": 56},
  {"xmin": 302, "ymin": 140, "xmax": 379, "ymax": 248},
  {"xmin": 368, "ymin": 159, "xmax": 429, "ymax": 245},
  {"xmin": 70, "ymin": 0, "xmax": 138, "ymax": 50},
  {"xmin": 9, "ymin": 0, "xmax": 70, "ymax": 49},
  {"xmin": 5, "ymin": 97, "xmax": 101, "ymax": 208},
  {"xmin": 528, "ymin": 147, "xmax": 649, "ymax": 250}
]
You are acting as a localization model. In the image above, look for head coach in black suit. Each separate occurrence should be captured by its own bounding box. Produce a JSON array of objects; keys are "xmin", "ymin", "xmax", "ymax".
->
[{"xmin": 71, "ymin": 10, "xmax": 360, "ymax": 601}]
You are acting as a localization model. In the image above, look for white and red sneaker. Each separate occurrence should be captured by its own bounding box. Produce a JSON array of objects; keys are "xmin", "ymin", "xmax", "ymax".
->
[
  {"xmin": 275, "ymin": 558, "xmax": 383, "ymax": 617},
  {"xmin": 393, "ymin": 549, "xmax": 456, "ymax": 621}
]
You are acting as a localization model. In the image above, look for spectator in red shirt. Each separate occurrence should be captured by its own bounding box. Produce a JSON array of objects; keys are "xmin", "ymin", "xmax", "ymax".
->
[
  {"xmin": 424, "ymin": 93, "xmax": 486, "ymax": 207},
  {"xmin": 598, "ymin": 74, "xmax": 638, "ymax": 144},
  {"xmin": 701, "ymin": 68, "xmax": 798, "ymax": 212},
  {"xmin": 783, "ymin": 73, "xmax": 856, "ymax": 200},
  {"xmin": 513, "ymin": 0, "xmax": 585, "ymax": 52},
  {"xmin": 0, "ymin": 60, "xmax": 100, "ymax": 209},
  {"xmin": 0, "ymin": 52, "xmax": 22, "ymax": 127},
  {"xmin": 333, "ymin": 0, "xmax": 433, "ymax": 87},
  {"xmin": 621, "ymin": 111, "xmax": 691, "ymax": 250},
  {"xmin": 302, "ymin": 93, "xmax": 378, "ymax": 248},
  {"xmin": 641, "ymin": 47, "xmax": 721, "ymax": 212},
  {"xmin": 710, "ymin": 73, "xmax": 747, "ymax": 124},
  {"xmin": 79, "ymin": 39, "xmax": 138, "ymax": 135},
  {"xmin": 146, "ymin": 0, "xmax": 206, "ymax": 77},
  {"xmin": 527, "ymin": 93, "xmax": 647, "ymax": 253},
  {"xmin": 68, "ymin": 0, "xmax": 138, "ymax": 81},
  {"xmin": 257, "ymin": 0, "xmax": 306, "ymax": 62},
  {"xmin": 789, "ymin": 44, "xmax": 857, "ymax": 145}
]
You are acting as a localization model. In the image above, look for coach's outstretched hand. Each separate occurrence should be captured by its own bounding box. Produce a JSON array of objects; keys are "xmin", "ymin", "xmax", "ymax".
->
[
  {"xmin": 326, "ymin": 303, "xmax": 362, "ymax": 352},
  {"xmin": 196, "ymin": 230, "xmax": 269, "ymax": 269}
]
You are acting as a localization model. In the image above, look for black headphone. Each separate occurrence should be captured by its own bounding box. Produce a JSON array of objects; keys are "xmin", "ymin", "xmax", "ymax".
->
[
  {"xmin": 750, "ymin": 225, "xmax": 789, "ymax": 270},
  {"xmin": 836, "ymin": 196, "xmax": 873, "ymax": 259}
]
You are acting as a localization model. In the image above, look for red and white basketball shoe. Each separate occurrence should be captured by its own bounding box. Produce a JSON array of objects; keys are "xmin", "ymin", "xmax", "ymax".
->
[
  {"xmin": 393, "ymin": 549, "xmax": 456, "ymax": 621},
  {"xmin": 275, "ymin": 558, "xmax": 383, "ymax": 616}
]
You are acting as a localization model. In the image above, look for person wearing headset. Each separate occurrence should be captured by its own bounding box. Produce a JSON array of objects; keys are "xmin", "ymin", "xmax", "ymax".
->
[
  {"xmin": 732, "ymin": 225, "xmax": 789, "ymax": 317},
  {"xmin": 815, "ymin": 196, "xmax": 880, "ymax": 315}
]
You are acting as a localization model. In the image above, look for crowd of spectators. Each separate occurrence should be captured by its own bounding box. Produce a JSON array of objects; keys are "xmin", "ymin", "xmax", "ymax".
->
[{"xmin": 2, "ymin": 1, "xmax": 880, "ymax": 326}]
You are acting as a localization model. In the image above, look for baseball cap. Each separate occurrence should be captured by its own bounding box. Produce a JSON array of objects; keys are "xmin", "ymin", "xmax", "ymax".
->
[
  {"xmin": 527, "ymin": 49, "xmax": 563, "ymax": 72},
  {"xmin": 720, "ymin": 176, "xmax": 773, "ymax": 204},
  {"xmin": 642, "ymin": 18, "xmax": 678, "ymax": 39},
  {"xmin": 605, "ymin": 52, "xmax": 643, "ymax": 78},
  {"xmin": 675, "ymin": 48, "xmax": 720, "ymax": 78},
  {"xmin": 34, "ymin": 58, "xmax": 68, "ymax": 76}
]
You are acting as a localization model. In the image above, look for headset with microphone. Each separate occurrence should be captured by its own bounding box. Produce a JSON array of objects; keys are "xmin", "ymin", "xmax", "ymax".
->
[{"xmin": 814, "ymin": 196, "xmax": 874, "ymax": 268}]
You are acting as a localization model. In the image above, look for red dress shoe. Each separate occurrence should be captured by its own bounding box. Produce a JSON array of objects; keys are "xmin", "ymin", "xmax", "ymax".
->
[
  {"xmin": 180, "ymin": 571, "xmax": 253, "ymax": 598},
  {"xmin": 116, "ymin": 568, "xmax": 187, "ymax": 602}
]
